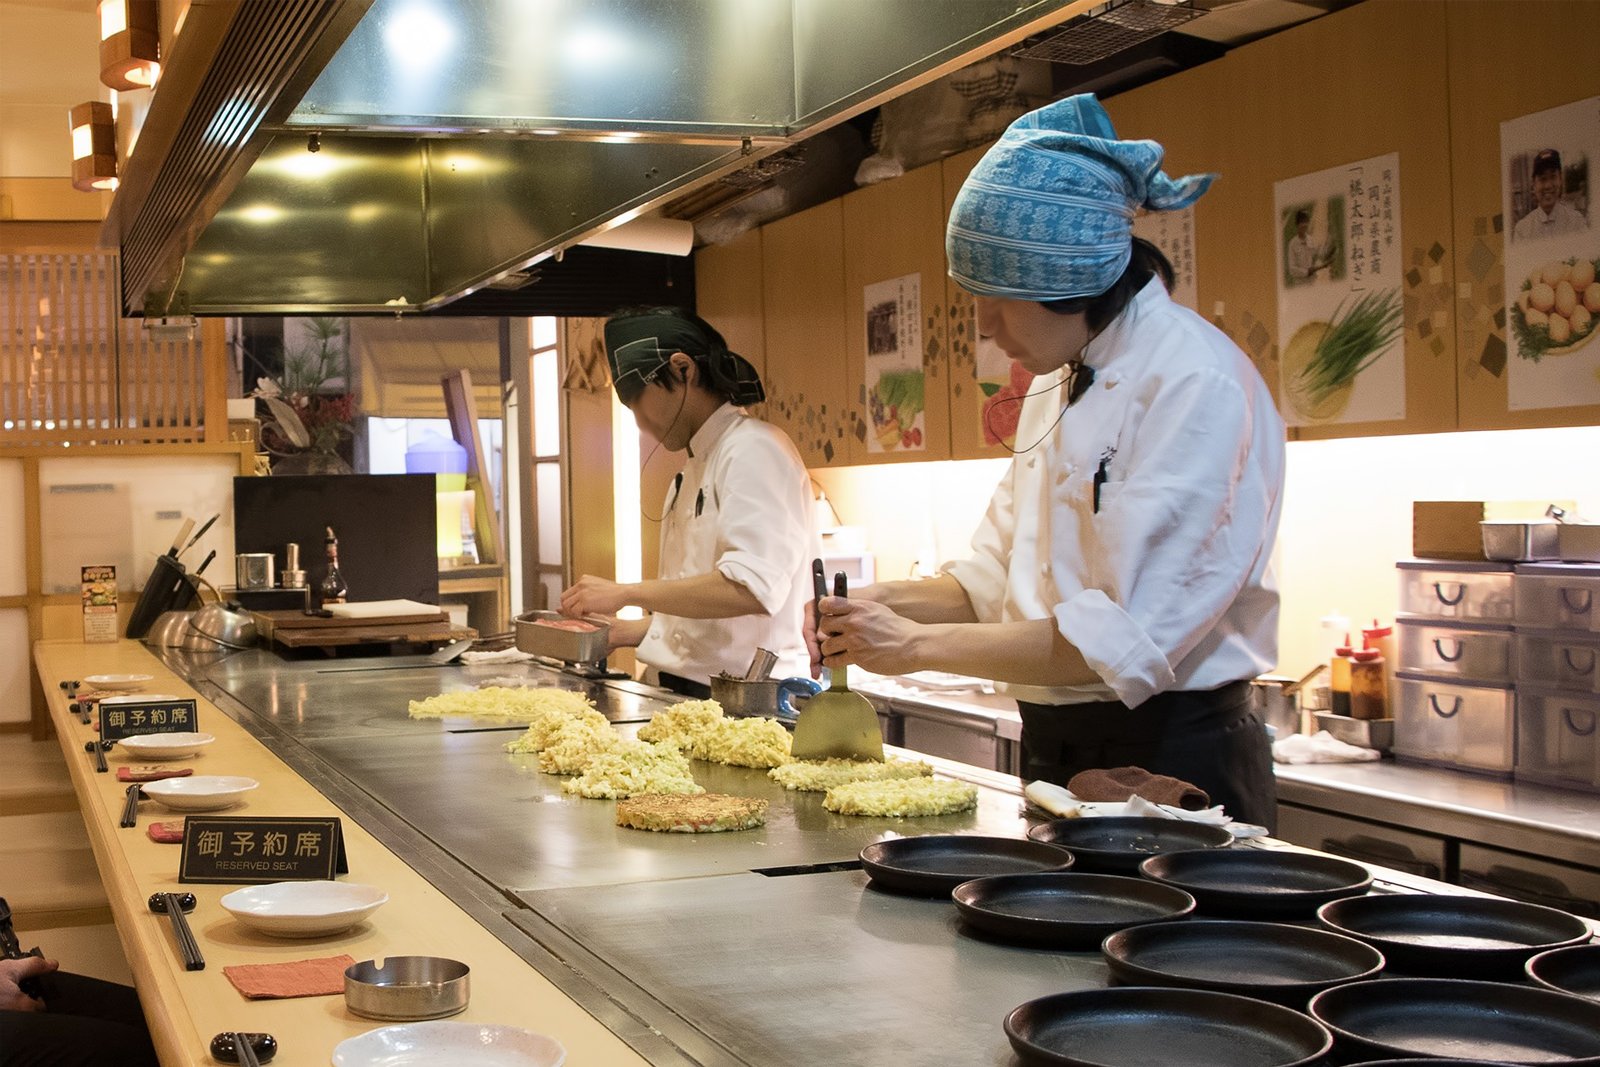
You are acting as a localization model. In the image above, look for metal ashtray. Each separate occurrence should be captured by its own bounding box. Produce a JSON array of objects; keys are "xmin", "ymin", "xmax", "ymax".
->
[{"xmin": 343, "ymin": 956, "xmax": 470, "ymax": 1021}]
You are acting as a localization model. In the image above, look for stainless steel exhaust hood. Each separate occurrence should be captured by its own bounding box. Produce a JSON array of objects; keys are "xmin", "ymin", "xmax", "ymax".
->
[{"xmin": 107, "ymin": 0, "xmax": 1088, "ymax": 317}]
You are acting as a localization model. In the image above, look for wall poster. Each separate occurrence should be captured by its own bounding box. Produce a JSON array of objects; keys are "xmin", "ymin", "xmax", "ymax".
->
[
  {"xmin": 1501, "ymin": 94, "xmax": 1600, "ymax": 411},
  {"xmin": 1273, "ymin": 152, "xmax": 1406, "ymax": 427},
  {"xmin": 863, "ymin": 273, "xmax": 926, "ymax": 453},
  {"xmin": 1132, "ymin": 205, "xmax": 1198, "ymax": 311}
]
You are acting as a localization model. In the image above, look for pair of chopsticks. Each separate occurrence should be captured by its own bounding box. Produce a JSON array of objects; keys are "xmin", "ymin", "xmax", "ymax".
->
[
  {"xmin": 84, "ymin": 739, "xmax": 109, "ymax": 773},
  {"xmin": 120, "ymin": 784, "xmax": 142, "ymax": 827},
  {"xmin": 150, "ymin": 892, "xmax": 205, "ymax": 971},
  {"xmin": 233, "ymin": 1032, "xmax": 262, "ymax": 1067}
]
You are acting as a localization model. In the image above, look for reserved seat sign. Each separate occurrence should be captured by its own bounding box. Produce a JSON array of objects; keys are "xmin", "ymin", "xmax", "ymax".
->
[
  {"xmin": 179, "ymin": 816, "xmax": 348, "ymax": 884},
  {"xmin": 99, "ymin": 698, "xmax": 199, "ymax": 740}
]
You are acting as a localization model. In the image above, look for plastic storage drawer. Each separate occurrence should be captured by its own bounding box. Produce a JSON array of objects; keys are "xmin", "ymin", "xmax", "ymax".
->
[
  {"xmin": 1397, "ymin": 561, "xmax": 1514, "ymax": 622},
  {"xmin": 1393, "ymin": 670, "xmax": 1515, "ymax": 776},
  {"xmin": 1396, "ymin": 618, "xmax": 1514, "ymax": 684},
  {"xmin": 1516, "ymin": 629, "xmax": 1600, "ymax": 692},
  {"xmin": 1515, "ymin": 562, "xmax": 1600, "ymax": 630},
  {"xmin": 1515, "ymin": 685, "xmax": 1600, "ymax": 792}
]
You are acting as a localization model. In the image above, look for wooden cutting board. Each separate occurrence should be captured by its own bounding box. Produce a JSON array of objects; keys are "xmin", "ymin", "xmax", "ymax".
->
[{"xmin": 252, "ymin": 609, "xmax": 462, "ymax": 651}]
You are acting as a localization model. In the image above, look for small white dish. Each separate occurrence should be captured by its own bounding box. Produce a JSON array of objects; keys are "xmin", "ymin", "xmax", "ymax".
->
[
  {"xmin": 84, "ymin": 673, "xmax": 154, "ymax": 691},
  {"xmin": 332, "ymin": 1022, "xmax": 565, "ymax": 1067},
  {"xmin": 116, "ymin": 732, "xmax": 215, "ymax": 760},
  {"xmin": 220, "ymin": 881, "xmax": 388, "ymax": 938},
  {"xmin": 98, "ymin": 693, "xmax": 180, "ymax": 705},
  {"xmin": 140, "ymin": 775, "xmax": 258, "ymax": 811}
]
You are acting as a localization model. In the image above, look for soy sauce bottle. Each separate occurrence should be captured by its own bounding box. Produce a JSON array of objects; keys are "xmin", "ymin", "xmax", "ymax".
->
[{"xmin": 319, "ymin": 526, "xmax": 348, "ymax": 606}]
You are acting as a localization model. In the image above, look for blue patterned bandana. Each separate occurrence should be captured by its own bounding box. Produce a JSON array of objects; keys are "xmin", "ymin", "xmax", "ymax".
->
[{"xmin": 946, "ymin": 94, "xmax": 1214, "ymax": 301}]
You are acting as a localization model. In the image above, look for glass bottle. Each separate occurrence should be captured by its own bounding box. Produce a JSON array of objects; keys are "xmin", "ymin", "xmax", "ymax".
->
[
  {"xmin": 1330, "ymin": 634, "xmax": 1354, "ymax": 716},
  {"xmin": 1349, "ymin": 647, "xmax": 1387, "ymax": 720},
  {"xmin": 319, "ymin": 525, "xmax": 348, "ymax": 605}
]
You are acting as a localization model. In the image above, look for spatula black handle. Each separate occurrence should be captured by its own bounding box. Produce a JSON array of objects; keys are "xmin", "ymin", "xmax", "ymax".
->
[
  {"xmin": 833, "ymin": 572, "xmax": 847, "ymax": 599},
  {"xmin": 811, "ymin": 558, "xmax": 827, "ymax": 602}
]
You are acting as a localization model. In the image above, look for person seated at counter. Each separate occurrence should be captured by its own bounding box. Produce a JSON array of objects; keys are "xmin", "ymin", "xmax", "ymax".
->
[
  {"xmin": 560, "ymin": 307, "xmax": 818, "ymax": 697},
  {"xmin": 806, "ymin": 94, "xmax": 1286, "ymax": 829},
  {"xmin": 0, "ymin": 954, "xmax": 158, "ymax": 1067}
]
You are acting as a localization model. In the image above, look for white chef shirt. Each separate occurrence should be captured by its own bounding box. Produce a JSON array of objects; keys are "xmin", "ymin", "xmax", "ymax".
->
[
  {"xmin": 637, "ymin": 402, "xmax": 819, "ymax": 685},
  {"xmin": 1512, "ymin": 199, "xmax": 1589, "ymax": 242},
  {"xmin": 943, "ymin": 277, "xmax": 1285, "ymax": 708}
]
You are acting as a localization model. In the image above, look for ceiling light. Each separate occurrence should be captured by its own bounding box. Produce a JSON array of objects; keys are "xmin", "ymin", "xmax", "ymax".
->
[
  {"xmin": 98, "ymin": 0, "xmax": 160, "ymax": 91},
  {"xmin": 69, "ymin": 101, "xmax": 118, "ymax": 192}
]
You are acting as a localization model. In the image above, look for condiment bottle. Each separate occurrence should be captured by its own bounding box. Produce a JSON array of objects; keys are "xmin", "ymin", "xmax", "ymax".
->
[
  {"xmin": 1362, "ymin": 619, "xmax": 1395, "ymax": 698},
  {"xmin": 1349, "ymin": 647, "xmax": 1387, "ymax": 720},
  {"xmin": 319, "ymin": 526, "xmax": 348, "ymax": 605},
  {"xmin": 1330, "ymin": 635, "xmax": 1354, "ymax": 716}
]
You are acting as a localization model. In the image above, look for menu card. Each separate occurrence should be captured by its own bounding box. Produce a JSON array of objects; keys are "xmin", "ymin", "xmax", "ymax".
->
[{"xmin": 81, "ymin": 565, "xmax": 118, "ymax": 643}]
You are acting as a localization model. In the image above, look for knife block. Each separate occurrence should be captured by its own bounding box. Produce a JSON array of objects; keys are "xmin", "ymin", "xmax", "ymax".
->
[{"xmin": 125, "ymin": 555, "xmax": 200, "ymax": 639}]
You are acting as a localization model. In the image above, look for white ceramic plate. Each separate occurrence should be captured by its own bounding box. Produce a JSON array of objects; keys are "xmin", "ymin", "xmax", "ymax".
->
[
  {"xmin": 84, "ymin": 673, "xmax": 154, "ymax": 691},
  {"xmin": 140, "ymin": 775, "xmax": 258, "ymax": 811},
  {"xmin": 221, "ymin": 881, "xmax": 388, "ymax": 937},
  {"xmin": 332, "ymin": 1023, "xmax": 565, "ymax": 1067},
  {"xmin": 116, "ymin": 732, "xmax": 215, "ymax": 760},
  {"xmin": 98, "ymin": 693, "xmax": 180, "ymax": 705}
]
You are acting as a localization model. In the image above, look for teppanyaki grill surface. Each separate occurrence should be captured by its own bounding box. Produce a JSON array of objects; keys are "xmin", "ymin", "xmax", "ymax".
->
[
  {"xmin": 951, "ymin": 872, "xmax": 1194, "ymax": 949},
  {"xmin": 1025, "ymin": 816, "xmax": 1232, "ymax": 874},
  {"xmin": 858, "ymin": 835, "xmax": 1074, "ymax": 897},
  {"xmin": 1100, "ymin": 919, "xmax": 1384, "ymax": 1005},
  {"xmin": 1136, "ymin": 847, "xmax": 1373, "ymax": 919},
  {"xmin": 1316, "ymin": 892, "xmax": 1593, "ymax": 979},
  {"xmin": 1005, "ymin": 986, "xmax": 1332, "ymax": 1067},
  {"xmin": 1308, "ymin": 978, "xmax": 1600, "ymax": 1064},
  {"xmin": 1527, "ymin": 943, "xmax": 1600, "ymax": 1001}
]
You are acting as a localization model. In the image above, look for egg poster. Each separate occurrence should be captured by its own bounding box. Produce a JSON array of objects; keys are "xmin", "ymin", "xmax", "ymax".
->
[
  {"xmin": 1501, "ymin": 93, "xmax": 1600, "ymax": 411},
  {"xmin": 1273, "ymin": 153, "xmax": 1406, "ymax": 427},
  {"xmin": 862, "ymin": 272, "xmax": 926, "ymax": 453}
]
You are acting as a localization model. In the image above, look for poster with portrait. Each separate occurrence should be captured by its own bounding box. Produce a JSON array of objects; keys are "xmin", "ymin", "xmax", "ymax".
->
[
  {"xmin": 1501, "ymin": 94, "xmax": 1600, "ymax": 411},
  {"xmin": 1132, "ymin": 205, "xmax": 1198, "ymax": 311},
  {"xmin": 862, "ymin": 273, "xmax": 926, "ymax": 453},
  {"xmin": 1273, "ymin": 153, "xmax": 1406, "ymax": 426}
]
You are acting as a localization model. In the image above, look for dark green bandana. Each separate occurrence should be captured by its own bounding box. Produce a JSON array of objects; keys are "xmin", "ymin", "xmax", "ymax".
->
[{"xmin": 604, "ymin": 308, "xmax": 765, "ymax": 406}]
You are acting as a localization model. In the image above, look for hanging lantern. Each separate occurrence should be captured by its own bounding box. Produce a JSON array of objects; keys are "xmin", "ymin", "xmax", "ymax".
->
[
  {"xmin": 98, "ymin": 0, "xmax": 160, "ymax": 91},
  {"xmin": 69, "ymin": 101, "xmax": 118, "ymax": 191}
]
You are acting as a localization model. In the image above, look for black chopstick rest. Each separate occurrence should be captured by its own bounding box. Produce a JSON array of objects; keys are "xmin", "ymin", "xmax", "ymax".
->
[
  {"xmin": 209, "ymin": 1032, "xmax": 276, "ymax": 1065},
  {"xmin": 148, "ymin": 892, "xmax": 204, "ymax": 971},
  {"xmin": 120, "ymin": 784, "xmax": 143, "ymax": 828}
]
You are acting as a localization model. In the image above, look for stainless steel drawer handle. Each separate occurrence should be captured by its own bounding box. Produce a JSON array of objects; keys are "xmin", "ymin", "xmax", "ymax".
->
[
  {"xmin": 1433, "ymin": 581, "xmax": 1466, "ymax": 606},
  {"xmin": 1428, "ymin": 694, "xmax": 1462, "ymax": 718},
  {"xmin": 1560, "ymin": 587, "xmax": 1593, "ymax": 614},
  {"xmin": 1433, "ymin": 638, "xmax": 1464, "ymax": 663},
  {"xmin": 1561, "ymin": 647, "xmax": 1596, "ymax": 676},
  {"xmin": 1563, "ymin": 707, "xmax": 1598, "ymax": 737}
]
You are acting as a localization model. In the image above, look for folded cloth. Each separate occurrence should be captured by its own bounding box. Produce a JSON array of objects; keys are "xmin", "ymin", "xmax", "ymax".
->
[
  {"xmin": 1067, "ymin": 766, "xmax": 1210, "ymax": 810},
  {"xmin": 461, "ymin": 649, "xmax": 535, "ymax": 665},
  {"xmin": 223, "ymin": 954, "xmax": 356, "ymax": 1000},
  {"xmin": 1023, "ymin": 780, "xmax": 1083, "ymax": 818},
  {"xmin": 1272, "ymin": 730, "xmax": 1381, "ymax": 765}
]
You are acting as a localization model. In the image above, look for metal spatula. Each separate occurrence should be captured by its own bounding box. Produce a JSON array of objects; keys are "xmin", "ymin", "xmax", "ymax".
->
[{"xmin": 790, "ymin": 561, "xmax": 885, "ymax": 762}]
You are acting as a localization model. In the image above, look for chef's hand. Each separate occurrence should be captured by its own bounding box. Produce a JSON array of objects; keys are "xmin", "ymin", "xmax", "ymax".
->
[
  {"xmin": 0, "ymin": 956, "xmax": 56, "ymax": 1012},
  {"xmin": 813, "ymin": 595, "xmax": 923, "ymax": 677},
  {"xmin": 560, "ymin": 575, "xmax": 634, "ymax": 619},
  {"xmin": 805, "ymin": 583, "xmax": 885, "ymax": 678}
]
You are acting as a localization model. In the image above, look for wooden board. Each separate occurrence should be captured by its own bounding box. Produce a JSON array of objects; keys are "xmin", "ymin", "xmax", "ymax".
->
[{"xmin": 270, "ymin": 620, "xmax": 459, "ymax": 649}]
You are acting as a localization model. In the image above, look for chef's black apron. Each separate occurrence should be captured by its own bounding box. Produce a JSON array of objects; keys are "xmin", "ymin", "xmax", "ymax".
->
[{"xmin": 1016, "ymin": 679, "xmax": 1276, "ymax": 831}]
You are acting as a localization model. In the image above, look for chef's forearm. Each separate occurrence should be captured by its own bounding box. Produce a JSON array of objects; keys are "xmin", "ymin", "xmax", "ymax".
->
[
  {"xmin": 861, "ymin": 574, "xmax": 979, "ymax": 623},
  {"xmin": 609, "ymin": 615, "xmax": 650, "ymax": 649},
  {"xmin": 629, "ymin": 572, "xmax": 765, "ymax": 619},
  {"xmin": 913, "ymin": 618, "xmax": 1101, "ymax": 688}
]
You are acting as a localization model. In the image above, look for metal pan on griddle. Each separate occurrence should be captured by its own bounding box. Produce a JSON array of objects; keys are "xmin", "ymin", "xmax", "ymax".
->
[
  {"xmin": 1317, "ymin": 892, "xmax": 1592, "ymax": 979},
  {"xmin": 1100, "ymin": 920, "xmax": 1384, "ymax": 1005},
  {"xmin": 1528, "ymin": 944, "xmax": 1600, "ymax": 1001},
  {"xmin": 951, "ymin": 872, "xmax": 1194, "ymax": 949},
  {"xmin": 1137, "ymin": 847, "xmax": 1372, "ymax": 918},
  {"xmin": 859, "ymin": 835, "xmax": 1074, "ymax": 897},
  {"xmin": 1026, "ymin": 817, "xmax": 1232, "ymax": 874},
  {"xmin": 1309, "ymin": 978, "xmax": 1600, "ymax": 1065},
  {"xmin": 1005, "ymin": 987, "xmax": 1332, "ymax": 1067}
]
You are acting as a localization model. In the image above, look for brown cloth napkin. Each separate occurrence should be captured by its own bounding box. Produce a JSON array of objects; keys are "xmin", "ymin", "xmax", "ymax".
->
[
  {"xmin": 1067, "ymin": 766, "xmax": 1210, "ymax": 811},
  {"xmin": 224, "ymin": 954, "xmax": 355, "ymax": 1000}
]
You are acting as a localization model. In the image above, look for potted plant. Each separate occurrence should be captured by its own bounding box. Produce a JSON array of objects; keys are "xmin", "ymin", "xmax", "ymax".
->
[{"xmin": 252, "ymin": 317, "xmax": 356, "ymax": 474}]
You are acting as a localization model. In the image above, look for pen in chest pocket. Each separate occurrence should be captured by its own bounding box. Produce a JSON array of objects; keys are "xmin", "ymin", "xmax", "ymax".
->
[{"xmin": 1092, "ymin": 446, "xmax": 1116, "ymax": 514}]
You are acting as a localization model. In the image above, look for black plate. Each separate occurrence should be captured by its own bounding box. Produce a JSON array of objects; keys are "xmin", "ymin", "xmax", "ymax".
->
[
  {"xmin": 1027, "ymin": 817, "xmax": 1233, "ymax": 873},
  {"xmin": 1528, "ymin": 943, "xmax": 1600, "ymax": 1001},
  {"xmin": 1138, "ymin": 847, "xmax": 1372, "ymax": 918},
  {"xmin": 1005, "ymin": 987, "xmax": 1332, "ymax": 1067},
  {"xmin": 1101, "ymin": 919, "xmax": 1384, "ymax": 1005},
  {"xmin": 858, "ymin": 835, "xmax": 1073, "ymax": 896},
  {"xmin": 1352, "ymin": 1062, "xmax": 1545, "ymax": 1066},
  {"xmin": 951, "ymin": 872, "xmax": 1194, "ymax": 949},
  {"xmin": 1309, "ymin": 978, "xmax": 1600, "ymax": 1064},
  {"xmin": 1317, "ymin": 893, "xmax": 1593, "ymax": 979}
]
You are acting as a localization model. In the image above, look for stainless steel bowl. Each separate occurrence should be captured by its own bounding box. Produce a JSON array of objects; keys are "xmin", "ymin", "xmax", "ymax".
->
[
  {"xmin": 344, "ymin": 956, "xmax": 470, "ymax": 1021},
  {"xmin": 190, "ymin": 603, "xmax": 257, "ymax": 649}
]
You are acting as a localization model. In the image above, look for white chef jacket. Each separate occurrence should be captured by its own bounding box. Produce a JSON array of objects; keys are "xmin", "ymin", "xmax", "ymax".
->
[
  {"xmin": 1512, "ymin": 199, "xmax": 1589, "ymax": 242},
  {"xmin": 637, "ymin": 402, "xmax": 818, "ymax": 685},
  {"xmin": 943, "ymin": 278, "xmax": 1285, "ymax": 708}
]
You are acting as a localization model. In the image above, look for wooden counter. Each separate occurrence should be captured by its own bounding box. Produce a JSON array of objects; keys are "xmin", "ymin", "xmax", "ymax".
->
[{"xmin": 33, "ymin": 638, "xmax": 650, "ymax": 1067}]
